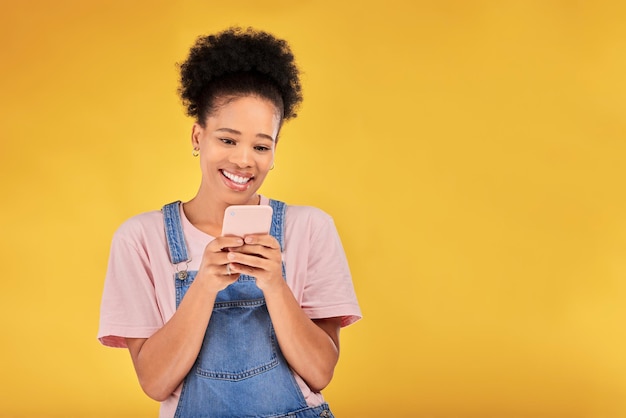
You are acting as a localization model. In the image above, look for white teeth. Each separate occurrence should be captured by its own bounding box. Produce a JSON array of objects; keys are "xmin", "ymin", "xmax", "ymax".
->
[{"xmin": 222, "ymin": 170, "xmax": 251, "ymax": 184}]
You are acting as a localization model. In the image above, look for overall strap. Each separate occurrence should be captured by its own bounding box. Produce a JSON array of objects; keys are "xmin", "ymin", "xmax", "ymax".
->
[
  {"xmin": 162, "ymin": 201, "xmax": 190, "ymax": 265},
  {"xmin": 269, "ymin": 199, "xmax": 286, "ymax": 252},
  {"xmin": 269, "ymin": 199, "xmax": 287, "ymax": 279}
]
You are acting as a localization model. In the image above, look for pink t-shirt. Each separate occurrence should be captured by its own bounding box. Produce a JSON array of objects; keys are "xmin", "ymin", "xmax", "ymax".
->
[{"xmin": 98, "ymin": 196, "xmax": 362, "ymax": 418}]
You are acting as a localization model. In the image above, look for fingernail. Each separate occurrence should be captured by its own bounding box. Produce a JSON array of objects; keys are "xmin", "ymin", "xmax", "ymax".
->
[
  {"xmin": 228, "ymin": 252, "xmax": 236, "ymax": 260},
  {"xmin": 245, "ymin": 237, "xmax": 253, "ymax": 244}
]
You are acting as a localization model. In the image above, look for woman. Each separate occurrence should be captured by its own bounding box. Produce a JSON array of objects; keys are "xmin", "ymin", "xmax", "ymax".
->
[{"xmin": 98, "ymin": 27, "xmax": 361, "ymax": 418}]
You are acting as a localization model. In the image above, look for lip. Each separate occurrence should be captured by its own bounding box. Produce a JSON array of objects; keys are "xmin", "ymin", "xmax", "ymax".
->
[{"xmin": 220, "ymin": 169, "xmax": 254, "ymax": 191}]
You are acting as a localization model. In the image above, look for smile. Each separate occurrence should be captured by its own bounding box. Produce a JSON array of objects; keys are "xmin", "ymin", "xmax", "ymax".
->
[{"xmin": 221, "ymin": 170, "xmax": 253, "ymax": 185}]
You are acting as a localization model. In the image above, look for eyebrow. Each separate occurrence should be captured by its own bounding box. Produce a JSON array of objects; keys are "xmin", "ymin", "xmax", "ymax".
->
[{"xmin": 215, "ymin": 128, "xmax": 275, "ymax": 142}]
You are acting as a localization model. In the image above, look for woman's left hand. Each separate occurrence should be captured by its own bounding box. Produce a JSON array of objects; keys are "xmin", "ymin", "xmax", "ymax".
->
[{"xmin": 226, "ymin": 234, "xmax": 283, "ymax": 291}]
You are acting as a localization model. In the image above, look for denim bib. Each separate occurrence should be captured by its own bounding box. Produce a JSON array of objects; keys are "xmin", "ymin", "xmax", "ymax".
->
[{"xmin": 162, "ymin": 200, "xmax": 333, "ymax": 418}]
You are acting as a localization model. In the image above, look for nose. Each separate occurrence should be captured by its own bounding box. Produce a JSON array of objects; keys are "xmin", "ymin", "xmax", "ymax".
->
[{"xmin": 230, "ymin": 146, "xmax": 252, "ymax": 168}]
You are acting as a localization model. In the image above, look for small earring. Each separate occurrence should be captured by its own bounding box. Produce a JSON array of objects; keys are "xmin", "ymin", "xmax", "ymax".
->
[
  {"xmin": 192, "ymin": 148, "xmax": 199, "ymax": 157},
  {"xmin": 270, "ymin": 163, "xmax": 275, "ymax": 170}
]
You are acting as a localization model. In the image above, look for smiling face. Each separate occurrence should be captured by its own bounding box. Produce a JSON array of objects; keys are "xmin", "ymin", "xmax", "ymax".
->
[{"xmin": 191, "ymin": 95, "xmax": 281, "ymax": 206}]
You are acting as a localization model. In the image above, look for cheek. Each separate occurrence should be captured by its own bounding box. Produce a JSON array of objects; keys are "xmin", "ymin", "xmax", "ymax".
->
[
  {"xmin": 258, "ymin": 151, "xmax": 275, "ymax": 167},
  {"xmin": 255, "ymin": 159, "xmax": 273, "ymax": 178},
  {"xmin": 200, "ymin": 147, "xmax": 226, "ymax": 165}
]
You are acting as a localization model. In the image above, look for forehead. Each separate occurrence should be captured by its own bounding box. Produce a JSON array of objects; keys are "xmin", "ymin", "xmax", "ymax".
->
[
  {"xmin": 205, "ymin": 95, "xmax": 281, "ymax": 139},
  {"xmin": 210, "ymin": 95, "xmax": 280, "ymax": 121}
]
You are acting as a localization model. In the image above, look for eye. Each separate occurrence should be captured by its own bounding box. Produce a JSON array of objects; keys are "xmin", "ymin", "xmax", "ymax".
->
[
  {"xmin": 220, "ymin": 138, "xmax": 235, "ymax": 145},
  {"xmin": 254, "ymin": 145, "xmax": 271, "ymax": 152}
]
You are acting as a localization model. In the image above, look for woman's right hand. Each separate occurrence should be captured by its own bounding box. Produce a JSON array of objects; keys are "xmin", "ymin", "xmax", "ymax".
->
[
  {"xmin": 195, "ymin": 236, "xmax": 245, "ymax": 292},
  {"xmin": 125, "ymin": 235, "xmax": 247, "ymax": 401}
]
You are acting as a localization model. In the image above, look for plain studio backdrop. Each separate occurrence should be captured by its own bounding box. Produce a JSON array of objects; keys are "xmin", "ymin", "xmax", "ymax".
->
[{"xmin": 1, "ymin": 1, "xmax": 625, "ymax": 417}]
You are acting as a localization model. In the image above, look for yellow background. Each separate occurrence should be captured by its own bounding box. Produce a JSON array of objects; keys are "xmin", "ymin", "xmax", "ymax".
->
[{"xmin": 1, "ymin": 1, "xmax": 625, "ymax": 417}]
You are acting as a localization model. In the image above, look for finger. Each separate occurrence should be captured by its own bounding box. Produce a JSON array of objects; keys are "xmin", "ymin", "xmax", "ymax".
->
[
  {"xmin": 227, "ymin": 250, "xmax": 278, "ymax": 271},
  {"xmin": 207, "ymin": 236, "xmax": 244, "ymax": 252},
  {"xmin": 229, "ymin": 262, "xmax": 259, "ymax": 276},
  {"xmin": 230, "ymin": 244, "xmax": 280, "ymax": 261},
  {"xmin": 225, "ymin": 262, "xmax": 243, "ymax": 277},
  {"xmin": 243, "ymin": 234, "xmax": 280, "ymax": 249}
]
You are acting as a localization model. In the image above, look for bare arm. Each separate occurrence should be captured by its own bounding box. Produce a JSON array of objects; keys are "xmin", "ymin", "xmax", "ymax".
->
[
  {"xmin": 126, "ymin": 236, "xmax": 243, "ymax": 401},
  {"xmin": 227, "ymin": 235, "xmax": 341, "ymax": 392},
  {"xmin": 264, "ymin": 284, "xmax": 342, "ymax": 391}
]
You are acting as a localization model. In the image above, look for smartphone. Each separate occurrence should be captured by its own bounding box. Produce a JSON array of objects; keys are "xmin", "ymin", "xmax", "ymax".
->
[{"xmin": 221, "ymin": 205, "xmax": 273, "ymax": 237}]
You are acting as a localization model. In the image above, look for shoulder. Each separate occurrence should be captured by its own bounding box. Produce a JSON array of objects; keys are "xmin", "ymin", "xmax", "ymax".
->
[
  {"xmin": 112, "ymin": 209, "xmax": 164, "ymax": 246},
  {"xmin": 284, "ymin": 204, "xmax": 333, "ymax": 226},
  {"xmin": 281, "ymin": 203, "xmax": 342, "ymax": 247},
  {"xmin": 116, "ymin": 209, "xmax": 163, "ymax": 233}
]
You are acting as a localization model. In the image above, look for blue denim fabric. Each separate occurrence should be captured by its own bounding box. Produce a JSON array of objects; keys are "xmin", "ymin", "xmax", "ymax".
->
[{"xmin": 161, "ymin": 201, "xmax": 334, "ymax": 418}]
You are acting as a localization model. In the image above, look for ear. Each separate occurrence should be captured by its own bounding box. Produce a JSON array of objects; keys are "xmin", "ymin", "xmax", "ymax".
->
[{"xmin": 191, "ymin": 123, "xmax": 204, "ymax": 148}]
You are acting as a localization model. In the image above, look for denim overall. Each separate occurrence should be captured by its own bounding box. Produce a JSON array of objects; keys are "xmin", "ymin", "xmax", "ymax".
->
[{"xmin": 162, "ymin": 200, "xmax": 334, "ymax": 418}]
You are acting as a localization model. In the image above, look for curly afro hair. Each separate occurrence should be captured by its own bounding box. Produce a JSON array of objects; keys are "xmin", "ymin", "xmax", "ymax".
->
[{"xmin": 178, "ymin": 27, "xmax": 303, "ymax": 125}]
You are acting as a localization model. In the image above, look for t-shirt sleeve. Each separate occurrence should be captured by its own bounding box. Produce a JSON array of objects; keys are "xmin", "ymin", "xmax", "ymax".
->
[
  {"xmin": 98, "ymin": 221, "xmax": 165, "ymax": 348},
  {"xmin": 300, "ymin": 213, "xmax": 362, "ymax": 327}
]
